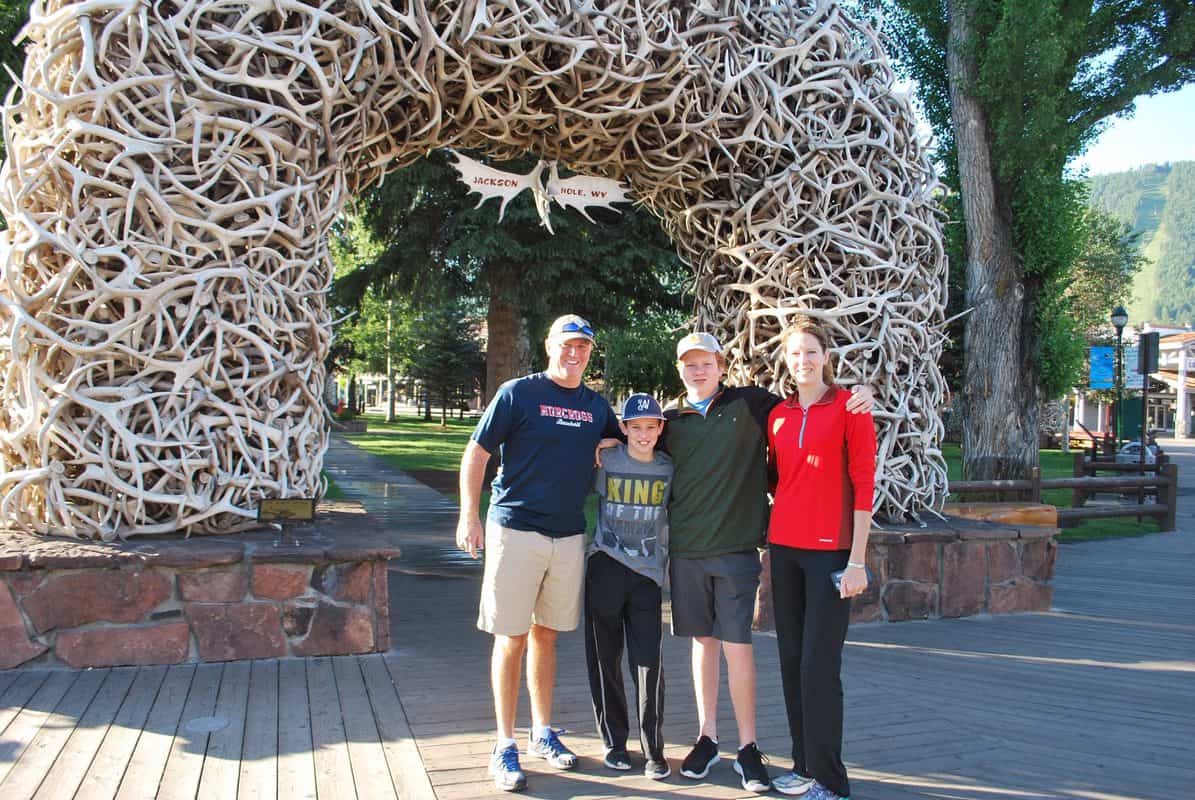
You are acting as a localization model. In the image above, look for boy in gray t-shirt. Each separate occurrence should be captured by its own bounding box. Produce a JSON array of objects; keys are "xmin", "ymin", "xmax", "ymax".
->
[{"xmin": 585, "ymin": 393, "xmax": 673, "ymax": 780}]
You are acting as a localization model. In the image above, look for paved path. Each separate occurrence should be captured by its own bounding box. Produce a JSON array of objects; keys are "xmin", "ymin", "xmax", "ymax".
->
[
  {"xmin": 324, "ymin": 437, "xmax": 1195, "ymax": 800},
  {"xmin": 1, "ymin": 436, "xmax": 1192, "ymax": 799}
]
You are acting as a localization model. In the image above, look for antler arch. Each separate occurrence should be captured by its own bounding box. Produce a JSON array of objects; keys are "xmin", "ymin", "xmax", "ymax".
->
[{"xmin": 0, "ymin": 0, "xmax": 947, "ymax": 538}]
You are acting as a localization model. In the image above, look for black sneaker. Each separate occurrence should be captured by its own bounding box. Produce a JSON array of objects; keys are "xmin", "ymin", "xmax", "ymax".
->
[
  {"xmin": 644, "ymin": 754, "xmax": 671, "ymax": 780},
  {"xmin": 603, "ymin": 747, "xmax": 632, "ymax": 770},
  {"xmin": 680, "ymin": 735, "xmax": 720, "ymax": 779},
  {"xmin": 733, "ymin": 742, "xmax": 771, "ymax": 793}
]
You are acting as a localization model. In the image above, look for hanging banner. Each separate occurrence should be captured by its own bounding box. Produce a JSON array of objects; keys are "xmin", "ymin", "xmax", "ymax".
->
[
  {"xmin": 1088, "ymin": 345, "xmax": 1144, "ymax": 390},
  {"xmin": 1089, "ymin": 346, "xmax": 1113, "ymax": 389},
  {"xmin": 1123, "ymin": 346, "xmax": 1144, "ymax": 390},
  {"xmin": 448, "ymin": 151, "xmax": 630, "ymax": 233}
]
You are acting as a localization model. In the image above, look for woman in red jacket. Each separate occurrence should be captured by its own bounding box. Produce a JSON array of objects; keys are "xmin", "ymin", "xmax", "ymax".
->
[{"xmin": 766, "ymin": 316, "xmax": 876, "ymax": 800}]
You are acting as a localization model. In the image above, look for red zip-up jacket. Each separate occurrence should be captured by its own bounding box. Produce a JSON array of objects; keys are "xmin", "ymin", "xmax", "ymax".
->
[{"xmin": 767, "ymin": 386, "xmax": 876, "ymax": 550}]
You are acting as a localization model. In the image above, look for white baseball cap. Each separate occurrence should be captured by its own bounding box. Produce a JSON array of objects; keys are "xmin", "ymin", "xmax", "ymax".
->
[
  {"xmin": 548, "ymin": 314, "xmax": 595, "ymax": 343},
  {"xmin": 676, "ymin": 331, "xmax": 722, "ymax": 359}
]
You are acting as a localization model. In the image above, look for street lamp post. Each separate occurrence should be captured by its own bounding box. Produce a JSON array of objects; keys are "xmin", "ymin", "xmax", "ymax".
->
[{"xmin": 1111, "ymin": 305, "xmax": 1128, "ymax": 450}]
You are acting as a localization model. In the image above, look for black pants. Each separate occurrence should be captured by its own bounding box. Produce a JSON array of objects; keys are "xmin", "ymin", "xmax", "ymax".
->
[
  {"xmin": 584, "ymin": 552, "xmax": 665, "ymax": 758},
  {"xmin": 771, "ymin": 545, "xmax": 852, "ymax": 797}
]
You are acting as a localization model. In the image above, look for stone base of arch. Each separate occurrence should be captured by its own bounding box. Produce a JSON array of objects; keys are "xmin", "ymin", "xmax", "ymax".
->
[
  {"xmin": 0, "ymin": 503, "xmax": 398, "ymax": 668},
  {"xmin": 752, "ymin": 517, "xmax": 1057, "ymax": 630}
]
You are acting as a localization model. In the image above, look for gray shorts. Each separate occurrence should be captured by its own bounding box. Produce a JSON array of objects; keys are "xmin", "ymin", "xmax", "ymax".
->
[{"xmin": 669, "ymin": 551, "xmax": 762, "ymax": 644}]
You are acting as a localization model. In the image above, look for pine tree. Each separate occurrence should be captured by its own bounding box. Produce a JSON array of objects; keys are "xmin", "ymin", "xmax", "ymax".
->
[{"xmin": 407, "ymin": 303, "xmax": 484, "ymax": 426}]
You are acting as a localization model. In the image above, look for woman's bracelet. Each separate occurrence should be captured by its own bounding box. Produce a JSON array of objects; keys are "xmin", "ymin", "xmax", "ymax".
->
[{"xmin": 846, "ymin": 561, "xmax": 866, "ymax": 569}]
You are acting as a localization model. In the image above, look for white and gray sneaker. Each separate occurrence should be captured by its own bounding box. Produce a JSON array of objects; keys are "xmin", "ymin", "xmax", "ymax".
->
[
  {"xmin": 773, "ymin": 770, "xmax": 815, "ymax": 795},
  {"xmin": 528, "ymin": 729, "xmax": 577, "ymax": 770},
  {"xmin": 488, "ymin": 743, "xmax": 527, "ymax": 792},
  {"xmin": 644, "ymin": 755, "xmax": 671, "ymax": 780},
  {"xmin": 804, "ymin": 780, "xmax": 849, "ymax": 800}
]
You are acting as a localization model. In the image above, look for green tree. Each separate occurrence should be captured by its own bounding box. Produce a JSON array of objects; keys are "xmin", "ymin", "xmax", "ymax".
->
[
  {"xmin": 407, "ymin": 302, "xmax": 484, "ymax": 426},
  {"xmin": 329, "ymin": 212, "xmax": 417, "ymax": 420},
  {"xmin": 876, "ymin": 0, "xmax": 1195, "ymax": 480},
  {"xmin": 1064, "ymin": 209, "xmax": 1147, "ymax": 336},
  {"xmin": 336, "ymin": 151, "xmax": 689, "ymax": 402},
  {"xmin": 602, "ymin": 309, "xmax": 686, "ymax": 401},
  {"xmin": 0, "ymin": 0, "xmax": 30, "ymax": 165},
  {"xmin": 1088, "ymin": 163, "xmax": 1174, "ymax": 320}
]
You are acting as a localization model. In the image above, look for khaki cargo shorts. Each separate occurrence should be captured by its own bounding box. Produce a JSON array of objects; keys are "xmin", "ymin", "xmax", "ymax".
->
[{"xmin": 477, "ymin": 520, "xmax": 586, "ymax": 636}]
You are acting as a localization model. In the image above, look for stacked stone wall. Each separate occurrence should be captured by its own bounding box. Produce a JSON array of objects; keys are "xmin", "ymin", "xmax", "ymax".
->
[
  {"xmin": 754, "ymin": 516, "xmax": 1057, "ymax": 629},
  {"xmin": 0, "ymin": 506, "xmax": 396, "ymax": 669}
]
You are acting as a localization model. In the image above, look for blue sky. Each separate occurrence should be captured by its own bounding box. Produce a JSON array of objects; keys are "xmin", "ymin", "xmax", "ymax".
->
[{"xmin": 1070, "ymin": 84, "xmax": 1195, "ymax": 175}]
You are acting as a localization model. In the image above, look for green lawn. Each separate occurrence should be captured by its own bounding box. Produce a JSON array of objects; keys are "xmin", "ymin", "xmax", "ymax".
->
[
  {"xmin": 343, "ymin": 414, "xmax": 599, "ymax": 529},
  {"xmin": 340, "ymin": 416, "xmax": 1159, "ymax": 542},
  {"xmin": 321, "ymin": 472, "xmax": 345, "ymax": 500},
  {"xmin": 346, "ymin": 414, "xmax": 477, "ymax": 472}
]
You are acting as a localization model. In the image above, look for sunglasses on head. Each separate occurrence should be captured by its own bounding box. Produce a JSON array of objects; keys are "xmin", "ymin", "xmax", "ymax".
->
[{"xmin": 558, "ymin": 321, "xmax": 594, "ymax": 337}]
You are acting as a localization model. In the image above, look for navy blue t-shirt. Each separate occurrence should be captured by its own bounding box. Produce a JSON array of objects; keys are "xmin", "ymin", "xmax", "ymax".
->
[{"xmin": 472, "ymin": 373, "xmax": 620, "ymax": 537}]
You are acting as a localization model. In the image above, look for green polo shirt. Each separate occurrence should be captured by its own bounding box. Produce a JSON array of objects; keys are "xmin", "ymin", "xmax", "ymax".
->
[{"xmin": 663, "ymin": 384, "xmax": 781, "ymax": 558}]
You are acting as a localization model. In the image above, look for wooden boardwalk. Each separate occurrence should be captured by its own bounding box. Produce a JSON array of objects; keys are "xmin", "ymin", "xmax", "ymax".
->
[
  {"xmin": 1, "ymin": 436, "xmax": 1192, "ymax": 799},
  {"xmin": 0, "ymin": 653, "xmax": 433, "ymax": 800},
  {"xmin": 395, "ymin": 539, "xmax": 1195, "ymax": 799}
]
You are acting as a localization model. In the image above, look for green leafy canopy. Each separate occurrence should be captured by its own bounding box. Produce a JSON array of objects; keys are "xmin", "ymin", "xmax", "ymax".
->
[{"xmin": 870, "ymin": 0, "xmax": 1193, "ymax": 396}]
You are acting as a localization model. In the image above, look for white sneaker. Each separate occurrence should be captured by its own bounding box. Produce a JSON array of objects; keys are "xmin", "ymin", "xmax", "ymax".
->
[
  {"xmin": 488, "ymin": 743, "xmax": 527, "ymax": 792},
  {"xmin": 527, "ymin": 729, "xmax": 577, "ymax": 770},
  {"xmin": 773, "ymin": 770, "xmax": 815, "ymax": 795}
]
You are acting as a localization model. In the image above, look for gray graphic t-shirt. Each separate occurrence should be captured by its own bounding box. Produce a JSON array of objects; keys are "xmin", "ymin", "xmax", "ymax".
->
[{"xmin": 590, "ymin": 444, "xmax": 673, "ymax": 586}]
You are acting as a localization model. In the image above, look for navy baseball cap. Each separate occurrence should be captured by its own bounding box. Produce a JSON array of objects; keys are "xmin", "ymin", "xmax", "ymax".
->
[{"xmin": 621, "ymin": 393, "xmax": 665, "ymax": 421}]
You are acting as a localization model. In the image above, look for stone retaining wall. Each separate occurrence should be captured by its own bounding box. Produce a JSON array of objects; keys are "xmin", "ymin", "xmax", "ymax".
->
[
  {"xmin": 755, "ymin": 516, "xmax": 1057, "ymax": 629},
  {"xmin": 0, "ymin": 504, "xmax": 398, "ymax": 669}
]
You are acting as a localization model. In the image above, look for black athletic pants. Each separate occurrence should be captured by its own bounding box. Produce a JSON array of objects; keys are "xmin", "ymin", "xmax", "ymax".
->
[
  {"xmin": 770, "ymin": 545, "xmax": 852, "ymax": 797},
  {"xmin": 584, "ymin": 552, "xmax": 665, "ymax": 758}
]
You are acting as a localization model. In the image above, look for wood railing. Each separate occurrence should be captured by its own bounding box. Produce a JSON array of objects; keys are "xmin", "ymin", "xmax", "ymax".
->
[{"xmin": 948, "ymin": 459, "xmax": 1178, "ymax": 531}]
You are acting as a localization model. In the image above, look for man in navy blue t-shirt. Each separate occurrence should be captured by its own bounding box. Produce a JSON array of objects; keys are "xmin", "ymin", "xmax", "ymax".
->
[{"xmin": 458, "ymin": 314, "xmax": 620, "ymax": 792}]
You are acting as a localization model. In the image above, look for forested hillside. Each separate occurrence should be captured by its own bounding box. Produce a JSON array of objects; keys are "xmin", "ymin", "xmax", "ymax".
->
[{"xmin": 1089, "ymin": 162, "xmax": 1195, "ymax": 325}]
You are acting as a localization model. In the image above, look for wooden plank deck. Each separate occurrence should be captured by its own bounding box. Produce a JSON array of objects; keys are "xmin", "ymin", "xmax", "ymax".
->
[
  {"xmin": 387, "ymin": 553, "xmax": 1194, "ymax": 800},
  {"xmin": 0, "ymin": 436, "xmax": 1190, "ymax": 799},
  {"xmin": 376, "ymin": 433, "xmax": 1195, "ymax": 800},
  {"xmin": 0, "ymin": 651, "xmax": 423, "ymax": 799}
]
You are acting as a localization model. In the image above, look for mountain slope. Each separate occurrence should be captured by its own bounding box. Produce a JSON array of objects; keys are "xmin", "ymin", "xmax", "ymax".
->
[{"xmin": 1089, "ymin": 162, "xmax": 1195, "ymax": 325}]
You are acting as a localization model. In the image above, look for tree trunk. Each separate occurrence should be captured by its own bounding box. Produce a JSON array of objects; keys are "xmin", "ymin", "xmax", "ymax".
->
[
  {"xmin": 947, "ymin": 0, "xmax": 1039, "ymax": 481},
  {"xmin": 486, "ymin": 271, "xmax": 530, "ymax": 403},
  {"xmin": 385, "ymin": 299, "xmax": 397, "ymax": 423}
]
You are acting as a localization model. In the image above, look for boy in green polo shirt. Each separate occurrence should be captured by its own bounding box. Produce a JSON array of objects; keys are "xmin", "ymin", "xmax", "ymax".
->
[{"xmin": 664, "ymin": 332, "xmax": 873, "ymax": 794}]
